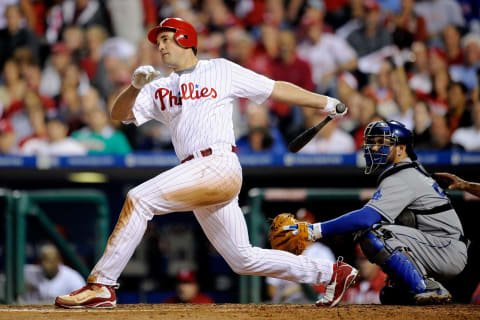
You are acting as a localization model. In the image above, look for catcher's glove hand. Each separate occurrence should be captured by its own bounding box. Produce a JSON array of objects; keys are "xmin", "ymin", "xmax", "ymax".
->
[{"xmin": 269, "ymin": 213, "xmax": 314, "ymax": 255}]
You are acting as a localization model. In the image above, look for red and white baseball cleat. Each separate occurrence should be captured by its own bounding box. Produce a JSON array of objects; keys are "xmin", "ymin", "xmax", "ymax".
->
[
  {"xmin": 316, "ymin": 257, "xmax": 359, "ymax": 307},
  {"xmin": 55, "ymin": 283, "xmax": 117, "ymax": 308}
]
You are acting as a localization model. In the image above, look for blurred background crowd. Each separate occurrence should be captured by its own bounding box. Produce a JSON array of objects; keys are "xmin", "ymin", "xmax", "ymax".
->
[
  {"xmin": 0, "ymin": 0, "xmax": 479, "ymax": 156},
  {"xmin": 1, "ymin": 0, "xmax": 480, "ymax": 305}
]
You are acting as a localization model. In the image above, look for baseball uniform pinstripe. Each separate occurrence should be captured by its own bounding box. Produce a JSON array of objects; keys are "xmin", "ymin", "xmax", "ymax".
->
[{"xmin": 88, "ymin": 58, "xmax": 334, "ymax": 286}]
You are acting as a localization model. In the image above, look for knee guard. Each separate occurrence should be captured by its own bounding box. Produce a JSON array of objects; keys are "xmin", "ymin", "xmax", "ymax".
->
[{"xmin": 359, "ymin": 228, "xmax": 427, "ymax": 294}]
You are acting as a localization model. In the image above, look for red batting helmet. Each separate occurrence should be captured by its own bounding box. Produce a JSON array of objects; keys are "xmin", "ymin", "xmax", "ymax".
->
[{"xmin": 148, "ymin": 18, "xmax": 197, "ymax": 52}]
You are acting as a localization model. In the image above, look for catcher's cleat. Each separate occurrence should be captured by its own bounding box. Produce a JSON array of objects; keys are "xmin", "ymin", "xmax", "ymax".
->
[
  {"xmin": 55, "ymin": 283, "xmax": 117, "ymax": 308},
  {"xmin": 316, "ymin": 257, "xmax": 359, "ymax": 307},
  {"xmin": 413, "ymin": 279, "xmax": 452, "ymax": 305},
  {"xmin": 380, "ymin": 285, "xmax": 415, "ymax": 305}
]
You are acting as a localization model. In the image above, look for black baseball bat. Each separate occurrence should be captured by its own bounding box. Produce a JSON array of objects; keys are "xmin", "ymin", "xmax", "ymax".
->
[{"xmin": 288, "ymin": 103, "xmax": 346, "ymax": 153}]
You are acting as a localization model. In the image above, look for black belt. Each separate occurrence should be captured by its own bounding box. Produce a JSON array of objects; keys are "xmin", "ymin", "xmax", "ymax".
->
[{"xmin": 410, "ymin": 203, "xmax": 453, "ymax": 215}]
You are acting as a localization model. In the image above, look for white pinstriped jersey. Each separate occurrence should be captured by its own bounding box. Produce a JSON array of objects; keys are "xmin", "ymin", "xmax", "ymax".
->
[{"xmin": 130, "ymin": 58, "xmax": 275, "ymax": 160}]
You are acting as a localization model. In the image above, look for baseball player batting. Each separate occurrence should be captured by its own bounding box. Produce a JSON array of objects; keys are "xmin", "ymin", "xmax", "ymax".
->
[
  {"xmin": 54, "ymin": 18, "xmax": 355, "ymax": 309},
  {"xmin": 284, "ymin": 120, "xmax": 468, "ymax": 305}
]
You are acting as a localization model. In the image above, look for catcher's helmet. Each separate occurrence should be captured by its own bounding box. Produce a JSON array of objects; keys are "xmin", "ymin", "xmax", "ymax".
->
[
  {"xmin": 147, "ymin": 18, "xmax": 197, "ymax": 54},
  {"xmin": 363, "ymin": 120, "xmax": 417, "ymax": 174}
]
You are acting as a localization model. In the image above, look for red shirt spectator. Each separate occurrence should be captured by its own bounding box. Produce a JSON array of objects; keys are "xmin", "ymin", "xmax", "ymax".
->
[{"xmin": 164, "ymin": 270, "xmax": 214, "ymax": 304}]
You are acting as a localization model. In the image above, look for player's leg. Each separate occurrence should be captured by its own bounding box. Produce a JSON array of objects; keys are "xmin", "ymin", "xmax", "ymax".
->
[
  {"xmin": 193, "ymin": 200, "xmax": 358, "ymax": 306},
  {"xmin": 55, "ymin": 153, "xmax": 242, "ymax": 308},
  {"xmin": 358, "ymin": 224, "xmax": 464, "ymax": 304}
]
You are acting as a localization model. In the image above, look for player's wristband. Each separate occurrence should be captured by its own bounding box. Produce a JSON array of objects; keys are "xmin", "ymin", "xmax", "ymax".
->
[{"xmin": 313, "ymin": 223, "xmax": 323, "ymax": 240}]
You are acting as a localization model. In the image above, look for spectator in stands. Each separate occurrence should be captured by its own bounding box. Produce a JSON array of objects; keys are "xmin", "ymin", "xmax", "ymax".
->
[
  {"xmin": 14, "ymin": 90, "xmax": 50, "ymax": 148},
  {"xmin": 297, "ymin": 107, "xmax": 355, "ymax": 154},
  {"xmin": 270, "ymin": 29, "xmax": 315, "ymax": 139},
  {"xmin": 63, "ymin": 63, "xmax": 91, "ymax": 97},
  {"xmin": 338, "ymin": 89, "xmax": 363, "ymax": 134},
  {"xmin": 412, "ymin": 100, "xmax": 432, "ymax": 149},
  {"xmin": 387, "ymin": 0, "xmax": 427, "ymax": 48},
  {"xmin": 363, "ymin": 59, "xmax": 397, "ymax": 120},
  {"xmin": 446, "ymin": 81, "xmax": 472, "ymax": 135},
  {"xmin": 449, "ymin": 33, "xmax": 480, "ymax": 91},
  {"xmin": 297, "ymin": 2, "xmax": 358, "ymax": 94},
  {"xmin": 342, "ymin": 244, "xmax": 386, "ymax": 304},
  {"xmin": 58, "ymin": 85, "xmax": 84, "ymax": 133},
  {"xmin": 22, "ymin": 63, "xmax": 56, "ymax": 111},
  {"xmin": 0, "ymin": 0, "xmax": 36, "ymax": 31},
  {"xmin": 451, "ymin": 101, "xmax": 480, "ymax": 151},
  {"xmin": 82, "ymin": 25, "xmax": 109, "ymax": 85},
  {"xmin": 72, "ymin": 107, "xmax": 131, "ymax": 155},
  {"xmin": 95, "ymin": 36, "xmax": 136, "ymax": 100},
  {"xmin": 45, "ymin": 0, "xmax": 110, "ymax": 45},
  {"xmin": 164, "ymin": 270, "xmax": 214, "ymax": 304},
  {"xmin": 20, "ymin": 112, "xmax": 87, "ymax": 156},
  {"xmin": 21, "ymin": 243, "xmax": 85, "ymax": 304},
  {"xmin": 258, "ymin": 22, "xmax": 281, "ymax": 60},
  {"xmin": 346, "ymin": 0, "xmax": 392, "ymax": 58},
  {"xmin": 0, "ymin": 4, "xmax": 40, "ymax": 69},
  {"xmin": 414, "ymin": 0, "xmax": 465, "ymax": 41},
  {"xmin": 408, "ymin": 41, "xmax": 432, "ymax": 96},
  {"xmin": 105, "ymin": 0, "xmax": 145, "ymax": 45},
  {"xmin": 443, "ymin": 25, "xmax": 464, "ymax": 66},
  {"xmin": 427, "ymin": 49, "xmax": 450, "ymax": 115},
  {"xmin": 0, "ymin": 59, "xmax": 26, "ymax": 114},
  {"xmin": 353, "ymin": 95, "xmax": 383, "ymax": 149},
  {"xmin": 266, "ymin": 209, "xmax": 336, "ymax": 304},
  {"xmin": 226, "ymin": 26, "xmax": 272, "ymax": 77},
  {"xmin": 424, "ymin": 114, "xmax": 462, "ymax": 150},
  {"xmin": 335, "ymin": 0, "xmax": 366, "ymax": 39},
  {"xmin": 39, "ymin": 43, "xmax": 73, "ymax": 98},
  {"xmin": 0, "ymin": 118, "xmax": 16, "ymax": 154},
  {"xmin": 389, "ymin": 58, "xmax": 415, "ymax": 130},
  {"xmin": 5, "ymin": 89, "xmax": 52, "ymax": 146},
  {"xmin": 236, "ymin": 103, "xmax": 286, "ymax": 155},
  {"xmin": 204, "ymin": 0, "xmax": 240, "ymax": 32},
  {"xmin": 63, "ymin": 25, "xmax": 87, "ymax": 67}
]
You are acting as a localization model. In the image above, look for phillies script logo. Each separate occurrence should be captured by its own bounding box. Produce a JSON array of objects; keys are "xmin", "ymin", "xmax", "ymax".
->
[{"xmin": 155, "ymin": 82, "xmax": 217, "ymax": 110}]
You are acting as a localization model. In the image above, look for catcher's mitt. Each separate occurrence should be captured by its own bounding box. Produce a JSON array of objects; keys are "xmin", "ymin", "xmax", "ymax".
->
[{"xmin": 269, "ymin": 213, "xmax": 312, "ymax": 255}]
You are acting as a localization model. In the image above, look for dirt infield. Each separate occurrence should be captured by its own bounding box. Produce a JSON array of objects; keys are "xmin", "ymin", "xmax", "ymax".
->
[{"xmin": 0, "ymin": 304, "xmax": 478, "ymax": 320}]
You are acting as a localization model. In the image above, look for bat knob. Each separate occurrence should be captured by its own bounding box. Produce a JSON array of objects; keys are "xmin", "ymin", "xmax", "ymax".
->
[{"xmin": 335, "ymin": 103, "xmax": 346, "ymax": 114}]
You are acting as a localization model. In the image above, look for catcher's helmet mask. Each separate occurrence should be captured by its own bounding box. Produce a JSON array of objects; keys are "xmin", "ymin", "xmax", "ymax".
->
[
  {"xmin": 148, "ymin": 18, "xmax": 198, "ymax": 55},
  {"xmin": 363, "ymin": 120, "xmax": 417, "ymax": 175}
]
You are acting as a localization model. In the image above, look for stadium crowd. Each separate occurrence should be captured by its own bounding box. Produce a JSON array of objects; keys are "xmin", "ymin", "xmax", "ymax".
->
[{"xmin": 0, "ymin": 0, "xmax": 479, "ymax": 156}]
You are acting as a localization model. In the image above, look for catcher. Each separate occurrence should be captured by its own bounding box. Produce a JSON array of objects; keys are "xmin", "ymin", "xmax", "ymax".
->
[{"xmin": 273, "ymin": 120, "xmax": 468, "ymax": 304}]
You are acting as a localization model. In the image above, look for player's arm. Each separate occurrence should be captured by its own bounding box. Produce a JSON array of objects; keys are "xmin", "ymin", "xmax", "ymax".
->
[
  {"xmin": 111, "ymin": 65, "xmax": 161, "ymax": 121},
  {"xmin": 312, "ymin": 206, "xmax": 382, "ymax": 239},
  {"xmin": 283, "ymin": 206, "xmax": 383, "ymax": 240},
  {"xmin": 269, "ymin": 81, "xmax": 345, "ymax": 118},
  {"xmin": 434, "ymin": 172, "xmax": 480, "ymax": 198},
  {"xmin": 110, "ymin": 86, "xmax": 140, "ymax": 121}
]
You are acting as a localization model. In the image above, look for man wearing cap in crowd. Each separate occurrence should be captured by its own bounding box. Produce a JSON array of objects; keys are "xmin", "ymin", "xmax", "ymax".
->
[
  {"xmin": 346, "ymin": 0, "xmax": 393, "ymax": 58},
  {"xmin": 164, "ymin": 270, "xmax": 214, "ymax": 304}
]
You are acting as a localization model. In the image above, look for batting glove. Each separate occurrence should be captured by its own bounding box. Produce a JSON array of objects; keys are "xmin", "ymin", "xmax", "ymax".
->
[
  {"xmin": 131, "ymin": 65, "xmax": 162, "ymax": 89},
  {"xmin": 324, "ymin": 97, "xmax": 348, "ymax": 119},
  {"xmin": 283, "ymin": 223, "xmax": 322, "ymax": 241}
]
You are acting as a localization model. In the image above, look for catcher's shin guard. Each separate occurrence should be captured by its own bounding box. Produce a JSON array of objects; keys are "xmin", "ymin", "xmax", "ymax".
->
[{"xmin": 359, "ymin": 229, "xmax": 427, "ymax": 294}]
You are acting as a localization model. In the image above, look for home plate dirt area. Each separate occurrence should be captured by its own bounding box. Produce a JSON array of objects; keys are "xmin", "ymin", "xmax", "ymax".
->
[{"xmin": 0, "ymin": 303, "xmax": 478, "ymax": 320}]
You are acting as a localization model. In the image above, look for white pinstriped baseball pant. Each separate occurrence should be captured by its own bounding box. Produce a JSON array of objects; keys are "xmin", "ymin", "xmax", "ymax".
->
[{"xmin": 88, "ymin": 144, "xmax": 333, "ymax": 286}]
